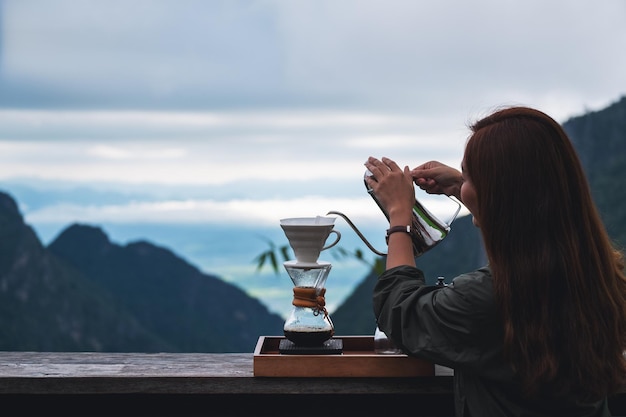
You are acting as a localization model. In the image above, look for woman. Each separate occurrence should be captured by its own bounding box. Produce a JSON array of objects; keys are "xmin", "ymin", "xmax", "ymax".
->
[{"xmin": 364, "ymin": 106, "xmax": 626, "ymax": 417}]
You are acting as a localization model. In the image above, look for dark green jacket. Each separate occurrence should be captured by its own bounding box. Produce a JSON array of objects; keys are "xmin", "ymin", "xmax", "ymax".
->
[{"xmin": 373, "ymin": 265, "xmax": 610, "ymax": 417}]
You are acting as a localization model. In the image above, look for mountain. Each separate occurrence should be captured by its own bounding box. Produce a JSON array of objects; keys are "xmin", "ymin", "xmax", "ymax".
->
[
  {"xmin": 564, "ymin": 95, "xmax": 626, "ymax": 248},
  {"xmin": 0, "ymin": 192, "xmax": 284, "ymax": 352},
  {"xmin": 48, "ymin": 223, "xmax": 284, "ymax": 352},
  {"xmin": 0, "ymin": 192, "xmax": 174, "ymax": 351}
]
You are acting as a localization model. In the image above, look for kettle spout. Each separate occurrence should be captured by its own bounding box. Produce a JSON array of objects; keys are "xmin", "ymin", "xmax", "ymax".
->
[{"xmin": 326, "ymin": 210, "xmax": 388, "ymax": 256}]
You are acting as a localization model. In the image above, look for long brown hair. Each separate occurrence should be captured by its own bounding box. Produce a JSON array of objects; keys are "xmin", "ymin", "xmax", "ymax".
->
[{"xmin": 464, "ymin": 106, "xmax": 626, "ymax": 400}]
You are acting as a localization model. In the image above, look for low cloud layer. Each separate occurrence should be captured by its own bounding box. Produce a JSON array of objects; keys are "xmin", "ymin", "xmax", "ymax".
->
[{"xmin": 1, "ymin": 0, "xmax": 624, "ymax": 233}]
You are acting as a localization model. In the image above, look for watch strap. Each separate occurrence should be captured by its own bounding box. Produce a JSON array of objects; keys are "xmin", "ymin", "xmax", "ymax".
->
[{"xmin": 385, "ymin": 225, "xmax": 412, "ymax": 244}]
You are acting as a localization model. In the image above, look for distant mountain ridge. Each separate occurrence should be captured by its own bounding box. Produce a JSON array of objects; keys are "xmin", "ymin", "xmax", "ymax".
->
[
  {"xmin": 0, "ymin": 193, "xmax": 174, "ymax": 351},
  {"xmin": 563, "ymin": 96, "xmax": 626, "ymax": 247},
  {"xmin": 0, "ymin": 194, "xmax": 284, "ymax": 352},
  {"xmin": 0, "ymin": 95, "xmax": 624, "ymax": 352},
  {"xmin": 49, "ymin": 223, "xmax": 285, "ymax": 352}
]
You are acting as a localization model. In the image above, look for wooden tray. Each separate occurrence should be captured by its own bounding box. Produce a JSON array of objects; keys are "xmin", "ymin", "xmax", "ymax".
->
[{"xmin": 253, "ymin": 336, "xmax": 435, "ymax": 377}]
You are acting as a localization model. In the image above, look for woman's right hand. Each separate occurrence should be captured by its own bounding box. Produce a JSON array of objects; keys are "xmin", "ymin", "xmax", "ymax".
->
[{"xmin": 411, "ymin": 161, "xmax": 463, "ymax": 200}]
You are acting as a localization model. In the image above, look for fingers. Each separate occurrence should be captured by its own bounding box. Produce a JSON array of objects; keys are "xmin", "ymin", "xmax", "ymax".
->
[
  {"xmin": 411, "ymin": 161, "xmax": 448, "ymax": 189},
  {"xmin": 365, "ymin": 156, "xmax": 401, "ymax": 173},
  {"xmin": 411, "ymin": 161, "xmax": 444, "ymax": 178},
  {"xmin": 381, "ymin": 157, "xmax": 401, "ymax": 171},
  {"xmin": 365, "ymin": 158, "xmax": 452, "ymax": 196},
  {"xmin": 415, "ymin": 178, "xmax": 437, "ymax": 192}
]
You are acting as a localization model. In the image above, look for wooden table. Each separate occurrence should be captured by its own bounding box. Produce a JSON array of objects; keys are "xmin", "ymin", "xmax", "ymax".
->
[
  {"xmin": 0, "ymin": 351, "xmax": 624, "ymax": 417},
  {"xmin": 0, "ymin": 351, "xmax": 454, "ymax": 416}
]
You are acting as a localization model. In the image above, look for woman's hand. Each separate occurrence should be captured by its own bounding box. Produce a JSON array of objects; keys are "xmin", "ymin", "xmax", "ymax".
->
[
  {"xmin": 411, "ymin": 161, "xmax": 463, "ymax": 200},
  {"xmin": 364, "ymin": 156, "xmax": 417, "ymax": 269},
  {"xmin": 364, "ymin": 156, "xmax": 415, "ymax": 222}
]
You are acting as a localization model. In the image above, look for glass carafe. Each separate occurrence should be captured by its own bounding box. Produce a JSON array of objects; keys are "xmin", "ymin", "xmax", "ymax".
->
[{"xmin": 283, "ymin": 260, "xmax": 334, "ymax": 346}]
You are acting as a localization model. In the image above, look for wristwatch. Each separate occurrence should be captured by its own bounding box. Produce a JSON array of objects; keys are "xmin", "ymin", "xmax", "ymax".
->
[{"xmin": 385, "ymin": 225, "xmax": 412, "ymax": 244}]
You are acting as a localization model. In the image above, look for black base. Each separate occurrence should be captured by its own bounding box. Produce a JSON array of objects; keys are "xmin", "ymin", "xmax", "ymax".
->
[{"xmin": 279, "ymin": 338, "xmax": 343, "ymax": 355}]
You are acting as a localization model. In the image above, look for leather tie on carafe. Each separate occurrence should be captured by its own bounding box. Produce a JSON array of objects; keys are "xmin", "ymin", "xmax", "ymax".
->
[{"xmin": 292, "ymin": 287, "xmax": 330, "ymax": 319}]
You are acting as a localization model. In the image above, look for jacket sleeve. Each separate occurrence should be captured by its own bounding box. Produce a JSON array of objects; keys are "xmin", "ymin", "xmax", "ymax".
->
[{"xmin": 373, "ymin": 265, "xmax": 514, "ymax": 380}]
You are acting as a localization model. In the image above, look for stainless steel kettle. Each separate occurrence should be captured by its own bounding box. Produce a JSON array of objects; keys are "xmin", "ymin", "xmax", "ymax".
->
[{"xmin": 328, "ymin": 170, "xmax": 461, "ymax": 258}]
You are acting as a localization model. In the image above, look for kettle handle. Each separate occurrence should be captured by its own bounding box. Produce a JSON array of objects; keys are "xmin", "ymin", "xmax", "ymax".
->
[{"xmin": 446, "ymin": 196, "xmax": 463, "ymax": 227}]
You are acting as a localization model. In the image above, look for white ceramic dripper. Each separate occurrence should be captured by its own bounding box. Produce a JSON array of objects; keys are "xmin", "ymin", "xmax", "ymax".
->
[{"xmin": 279, "ymin": 216, "xmax": 341, "ymax": 264}]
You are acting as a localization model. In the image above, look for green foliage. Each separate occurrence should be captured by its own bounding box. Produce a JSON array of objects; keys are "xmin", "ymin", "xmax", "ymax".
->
[
  {"xmin": 253, "ymin": 237, "xmax": 291, "ymax": 274},
  {"xmin": 254, "ymin": 240, "xmax": 386, "ymax": 277}
]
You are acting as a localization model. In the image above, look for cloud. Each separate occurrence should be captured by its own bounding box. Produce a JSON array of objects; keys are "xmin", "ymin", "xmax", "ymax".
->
[
  {"xmin": 0, "ymin": 0, "xmax": 623, "ymax": 234},
  {"xmin": 1, "ymin": 0, "xmax": 624, "ymax": 116},
  {"xmin": 22, "ymin": 196, "xmax": 388, "ymax": 226},
  {"xmin": 0, "ymin": 108, "xmax": 466, "ymax": 187},
  {"xmin": 22, "ymin": 192, "xmax": 468, "ymax": 230},
  {"xmin": 87, "ymin": 145, "xmax": 187, "ymax": 160}
]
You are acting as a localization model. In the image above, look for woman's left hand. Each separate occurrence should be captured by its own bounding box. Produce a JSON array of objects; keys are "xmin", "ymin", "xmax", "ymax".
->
[{"xmin": 364, "ymin": 156, "xmax": 415, "ymax": 222}]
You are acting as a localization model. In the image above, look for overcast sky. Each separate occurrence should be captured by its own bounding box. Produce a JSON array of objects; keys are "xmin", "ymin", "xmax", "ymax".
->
[{"xmin": 1, "ymin": 0, "xmax": 625, "ymax": 228}]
